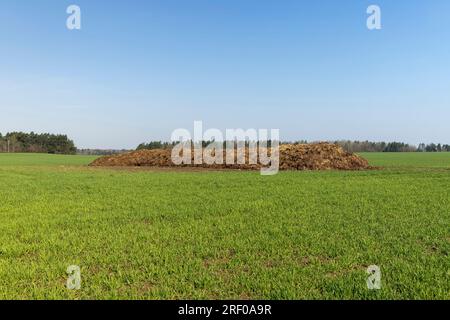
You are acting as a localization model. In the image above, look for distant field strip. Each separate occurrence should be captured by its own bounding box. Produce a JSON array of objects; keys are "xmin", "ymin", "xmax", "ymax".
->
[
  {"xmin": 0, "ymin": 153, "xmax": 98, "ymax": 167},
  {"xmin": 360, "ymin": 152, "xmax": 450, "ymax": 168}
]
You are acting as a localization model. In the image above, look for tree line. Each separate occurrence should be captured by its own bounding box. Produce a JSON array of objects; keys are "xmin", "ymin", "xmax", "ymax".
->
[
  {"xmin": 77, "ymin": 149, "xmax": 131, "ymax": 156},
  {"xmin": 136, "ymin": 141, "xmax": 178, "ymax": 150},
  {"xmin": 333, "ymin": 141, "xmax": 416, "ymax": 153},
  {"xmin": 334, "ymin": 140, "xmax": 450, "ymax": 153},
  {"xmin": 136, "ymin": 140, "xmax": 450, "ymax": 153},
  {"xmin": 0, "ymin": 132, "xmax": 76, "ymax": 154},
  {"xmin": 136, "ymin": 140, "xmax": 279, "ymax": 150},
  {"xmin": 1, "ymin": 134, "xmax": 448, "ymax": 155},
  {"xmin": 416, "ymin": 143, "xmax": 450, "ymax": 152}
]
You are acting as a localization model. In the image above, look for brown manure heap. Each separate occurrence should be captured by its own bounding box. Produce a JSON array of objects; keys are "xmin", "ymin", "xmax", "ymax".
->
[{"xmin": 89, "ymin": 143, "xmax": 370, "ymax": 171}]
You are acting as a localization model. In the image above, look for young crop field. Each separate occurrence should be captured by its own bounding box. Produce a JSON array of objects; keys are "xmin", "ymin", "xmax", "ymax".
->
[{"xmin": 0, "ymin": 153, "xmax": 448, "ymax": 299}]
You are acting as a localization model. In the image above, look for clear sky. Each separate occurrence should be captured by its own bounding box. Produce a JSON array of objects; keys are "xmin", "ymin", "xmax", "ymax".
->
[{"xmin": 0, "ymin": 0, "xmax": 449, "ymax": 149}]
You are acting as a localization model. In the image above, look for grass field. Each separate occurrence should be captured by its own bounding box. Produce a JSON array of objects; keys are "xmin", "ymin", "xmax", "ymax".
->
[{"xmin": 0, "ymin": 152, "xmax": 449, "ymax": 299}]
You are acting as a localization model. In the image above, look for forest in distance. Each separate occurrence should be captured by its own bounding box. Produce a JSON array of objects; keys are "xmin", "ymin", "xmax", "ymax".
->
[{"xmin": 1, "ymin": 132, "xmax": 449, "ymax": 155}]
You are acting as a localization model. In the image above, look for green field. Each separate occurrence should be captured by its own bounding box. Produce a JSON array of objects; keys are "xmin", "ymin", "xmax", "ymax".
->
[{"xmin": 0, "ymin": 152, "xmax": 449, "ymax": 299}]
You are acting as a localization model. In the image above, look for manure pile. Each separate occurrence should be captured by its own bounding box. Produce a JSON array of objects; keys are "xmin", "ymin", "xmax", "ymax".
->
[{"xmin": 89, "ymin": 143, "xmax": 370, "ymax": 171}]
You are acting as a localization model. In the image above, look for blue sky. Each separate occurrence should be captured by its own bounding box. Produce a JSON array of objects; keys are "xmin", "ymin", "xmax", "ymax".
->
[{"xmin": 0, "ymin": 0, "xmax": 449, "ymax": 149}]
